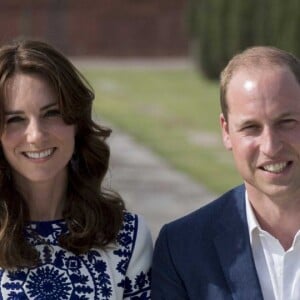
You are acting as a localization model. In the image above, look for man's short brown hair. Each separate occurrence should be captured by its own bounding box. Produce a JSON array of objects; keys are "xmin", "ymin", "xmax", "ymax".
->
[{"xmin": 220, "ymin": 46, "xmax": 300, "ymax": 120}]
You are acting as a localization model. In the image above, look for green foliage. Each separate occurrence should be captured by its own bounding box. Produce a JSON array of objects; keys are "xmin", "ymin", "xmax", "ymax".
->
[{"xmin": 188, "ymin": 0, "xmax": 300, "ymax": 79}]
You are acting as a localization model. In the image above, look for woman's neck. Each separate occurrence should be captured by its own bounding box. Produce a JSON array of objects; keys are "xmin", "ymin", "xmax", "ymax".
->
[{"xmin": 13, "ymin": 171, "xmax": 68, "ymax": 221}]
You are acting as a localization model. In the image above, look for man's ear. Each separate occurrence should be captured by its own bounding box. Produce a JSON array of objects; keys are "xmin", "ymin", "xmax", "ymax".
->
[{"xmin": 220, "ymin": 113, "xmax": 232, "ymax": 150}]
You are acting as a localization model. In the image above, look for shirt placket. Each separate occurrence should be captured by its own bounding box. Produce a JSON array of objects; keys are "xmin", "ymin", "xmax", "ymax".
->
[{"xmin": 260, "ymin": 231, "xmax": 284, "ymax": 300}]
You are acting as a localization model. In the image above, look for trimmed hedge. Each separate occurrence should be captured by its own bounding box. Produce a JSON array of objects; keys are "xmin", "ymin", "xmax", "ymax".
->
[{"xmin": 188, "ymin": 0, "xmax": 300, "ymax": 79}]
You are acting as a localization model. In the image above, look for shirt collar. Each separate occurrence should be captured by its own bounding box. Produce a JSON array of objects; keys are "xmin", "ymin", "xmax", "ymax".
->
[
  {"xmin": 245, "ymin": 191, "xmax": 262, "ymax": 244},
  {"xmin": 246, "ymin": 191, "xmax": 300, "ymax": 250}
]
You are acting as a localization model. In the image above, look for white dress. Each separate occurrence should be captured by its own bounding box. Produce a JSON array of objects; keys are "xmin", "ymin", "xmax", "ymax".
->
[{"xmin": 0, "ymin": 212, "xmax": 153, "ymax": 299}]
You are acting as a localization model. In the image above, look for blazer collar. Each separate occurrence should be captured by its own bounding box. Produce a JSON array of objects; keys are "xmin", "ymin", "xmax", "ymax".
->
[{"xmin": 213, "ymin": 185, "xmax": 264, "ymax": 300}]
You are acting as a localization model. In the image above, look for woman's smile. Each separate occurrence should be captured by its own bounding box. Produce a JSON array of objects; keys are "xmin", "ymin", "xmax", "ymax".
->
[{"xmin": 22, "ymin": 148, "xmax": 56, "ymax": 160}]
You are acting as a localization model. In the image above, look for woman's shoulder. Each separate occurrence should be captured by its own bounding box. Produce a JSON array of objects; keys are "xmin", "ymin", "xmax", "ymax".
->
[
  {"xmin": 113, "ymin": 211, "xmax": 152, "ymax": 273},
  {"xmin": 121, "ymin": 211, "xmax": 150, "ymax": 232},
  {"xmin": 113, "ymin": 211, "xmax": 152, "ymax": 298},
  {"xmin": 117, "ymin": 211, "xmax": 152, "ymax": 249}
]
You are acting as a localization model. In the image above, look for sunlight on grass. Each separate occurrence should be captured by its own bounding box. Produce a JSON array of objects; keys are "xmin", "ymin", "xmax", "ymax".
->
[{"xmin": 82, "ymin": 67, "xmax": 241, "ymax": 194}]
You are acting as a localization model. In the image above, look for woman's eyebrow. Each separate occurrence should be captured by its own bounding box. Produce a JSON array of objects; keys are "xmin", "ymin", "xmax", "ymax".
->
[
  {"xmin": 4, "ymin": 110, "xmax": 23, "ymax": 116},
  {"xmin": 40, "ymin": 102, "xmax": 58, "ymax": 112},
  {"xmin": 4, "ymin": 102, "xmax": 58, "ymax": 116}
]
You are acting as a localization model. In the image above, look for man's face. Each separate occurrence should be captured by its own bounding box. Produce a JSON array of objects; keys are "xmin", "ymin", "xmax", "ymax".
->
[{"xmin": 221, "ymin": 66, "xmax": 300, "ymax": 201}]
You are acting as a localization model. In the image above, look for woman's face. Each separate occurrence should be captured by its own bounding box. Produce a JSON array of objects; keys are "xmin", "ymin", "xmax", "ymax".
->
[{"xmin": 0, "ymin": 72, "xmax": 76, "ymax": 187}]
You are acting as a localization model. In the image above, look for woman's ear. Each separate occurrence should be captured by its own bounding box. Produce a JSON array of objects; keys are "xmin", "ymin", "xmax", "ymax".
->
[{"xmin": 220, "ymin": 113, "xmax": 232, "ymax": 151}]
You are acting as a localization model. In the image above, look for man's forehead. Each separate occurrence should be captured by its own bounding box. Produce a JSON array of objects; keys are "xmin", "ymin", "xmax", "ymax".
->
[
  {"xmin": 227, "ymin": 65, "xmax": 296, "ymax": 91},
  {"xmin": 226, "ymin": 65, "xmax": 300, "ymax": 118}
]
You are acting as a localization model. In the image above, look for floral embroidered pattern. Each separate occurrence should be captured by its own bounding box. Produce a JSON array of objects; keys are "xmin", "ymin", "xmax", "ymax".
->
[
  {"xmin": 0, "ymin": 213, "xmax": 151, "ymax": 299},
  {"xmin": 25, "ymin": 265, "xmax": 72, "ymax": 299},
  {"xmin": 115, "ymin": 213, "xmax": 151, "ymax": 299}
]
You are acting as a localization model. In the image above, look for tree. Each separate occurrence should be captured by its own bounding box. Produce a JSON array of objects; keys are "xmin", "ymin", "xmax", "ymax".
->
[{"xmin": 188, "ymin": 0, "xmax": 300, "ymax": 79}]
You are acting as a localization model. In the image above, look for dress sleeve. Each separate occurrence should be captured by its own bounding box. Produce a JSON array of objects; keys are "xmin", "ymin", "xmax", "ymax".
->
[{"xmin": 123, "ymin": 214, "xmax": 153, "ymax": 299}]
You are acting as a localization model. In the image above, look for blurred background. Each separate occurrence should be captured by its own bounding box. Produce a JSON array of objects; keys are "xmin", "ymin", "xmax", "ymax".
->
[
  {"xmin": 0, "ymin": 0, "xmax": 188, "ymax": 57},
  {"xmin": 1, "ymin": 0, "xmax": 299, "ymax": 237}
]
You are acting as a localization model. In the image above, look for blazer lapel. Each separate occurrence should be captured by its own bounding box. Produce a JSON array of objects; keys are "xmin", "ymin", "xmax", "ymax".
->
[{"xmin": 213, "ymin": 186, "xmax": 264, "ymax": 300}]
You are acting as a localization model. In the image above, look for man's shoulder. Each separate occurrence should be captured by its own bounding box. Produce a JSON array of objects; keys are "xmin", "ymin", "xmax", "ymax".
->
[{"xmin": 162, "ymin": 184, "xmax": 245, "ymax": 236}]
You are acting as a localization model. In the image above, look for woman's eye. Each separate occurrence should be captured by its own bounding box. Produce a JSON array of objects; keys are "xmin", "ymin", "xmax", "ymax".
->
[
  {"xmin": 44, "ymin": 109, "xmax": 61, "ymax": 117},
  {"xmin": 6, "ymin": 116, "xmax": 25, "ymax": 124}
]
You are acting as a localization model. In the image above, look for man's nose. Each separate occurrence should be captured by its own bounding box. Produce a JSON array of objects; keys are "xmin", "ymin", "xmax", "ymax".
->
[{"xmin": 260, "ymin": 127, "xmax": 283, "ymax": 157}]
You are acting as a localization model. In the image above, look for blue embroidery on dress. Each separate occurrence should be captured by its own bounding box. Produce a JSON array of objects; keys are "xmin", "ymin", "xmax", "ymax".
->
[
  {"xmin": 115, "ymin": 214, "xmax": 151, "ymax": 299},
  {"xmin": 25, "ymin": 265, "xmax": 72, "ymax": 299},
  {"xmin": 0, "ymin": 213, "xmax": 150, "ymax": 299}
]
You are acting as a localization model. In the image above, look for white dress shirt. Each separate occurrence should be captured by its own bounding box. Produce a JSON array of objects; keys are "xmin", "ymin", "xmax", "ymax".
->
[{"xmin": 246, "ymin": 193, "xmax": 300, "ymax": 300}]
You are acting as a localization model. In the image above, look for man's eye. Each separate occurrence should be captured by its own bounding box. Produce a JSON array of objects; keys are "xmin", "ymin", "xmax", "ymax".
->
[
  {"xmin": 280, "ymin": 119, "xmax": 296, "ymax": 126},
  {"xmin": 6, "ymin": 116, "xmax": 24, "ymax": 124},
  {"xmin": 44, "ymin": 109, "xmax": 61, "ymax": 117},
  {"xmin": 242, "ymin": 125, "xmax": 259, "ymax": 131}
]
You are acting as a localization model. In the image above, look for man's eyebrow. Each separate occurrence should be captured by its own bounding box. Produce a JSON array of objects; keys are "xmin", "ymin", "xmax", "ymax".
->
[
  {"xmin": 277, "ymin": 112, "xmax": 299, "ymax": 118},
  {"xmin": 271, "ymin": 111, "xmax": 300, "ymax": 121},
  {"xmin": 236, "ymin": 119, "xmax": 257, "ymax": 128},
  {"xmin": 236, "ymin": 112, "xmax": 300, "ymax": 127},
  {"xmin": 4, "ymin": 102, "xmax": 58, "ymax": 116}
]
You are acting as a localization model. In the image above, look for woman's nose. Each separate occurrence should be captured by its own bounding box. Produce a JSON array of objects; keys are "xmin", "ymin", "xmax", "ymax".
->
[{"xmin": 26, "ymin": 119, "xmax": 46, "ymax": 144}]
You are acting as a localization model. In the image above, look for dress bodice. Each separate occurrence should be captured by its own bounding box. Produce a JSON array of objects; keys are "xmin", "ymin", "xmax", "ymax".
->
[{"xmin": 0, "ymin": 212, "xmax": 152, "ymax": 299}]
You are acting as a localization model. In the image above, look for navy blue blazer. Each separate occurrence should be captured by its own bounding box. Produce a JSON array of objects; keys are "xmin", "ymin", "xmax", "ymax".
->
[{"xmin": 151, "ymin": 185, "xmax": 264, "ymax": 299}]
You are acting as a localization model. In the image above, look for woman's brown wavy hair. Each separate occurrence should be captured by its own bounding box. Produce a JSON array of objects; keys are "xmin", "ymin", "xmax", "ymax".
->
[{"xmin": 0, "ymin": 39, "xmax": 125, "ymax": 269}]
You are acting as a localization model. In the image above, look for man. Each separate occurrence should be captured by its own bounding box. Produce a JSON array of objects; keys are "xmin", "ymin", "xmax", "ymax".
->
[{"xmin": 151, "ymin": 46, "xmax": 300, "ymax": 299}]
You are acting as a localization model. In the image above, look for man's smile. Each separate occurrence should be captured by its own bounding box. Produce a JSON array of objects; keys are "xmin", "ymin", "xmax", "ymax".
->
[{"xmin": 259, "ymin": 161, "xmax": 292, "ymax": 173}]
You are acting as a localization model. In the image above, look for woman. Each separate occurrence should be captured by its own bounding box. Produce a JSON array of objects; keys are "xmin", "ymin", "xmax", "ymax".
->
[{"xmin": 0, "ymin": 39, "xmax": 152, "ymax": 299}]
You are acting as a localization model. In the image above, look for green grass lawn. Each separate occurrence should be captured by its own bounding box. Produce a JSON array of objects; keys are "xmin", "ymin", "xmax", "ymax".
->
[{"xmin": 82, "ymin": 67, "xmax": 242, "ymax": 194}]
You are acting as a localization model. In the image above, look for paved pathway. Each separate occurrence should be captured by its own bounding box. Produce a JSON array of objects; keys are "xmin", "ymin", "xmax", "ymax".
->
[
  {"xmin": 104, "ymin": 127, "xmax": 215, "ymax": 240},
  {"xmin": 74, "ymin": 58, "xmax": 216, "ymax": 240}
]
